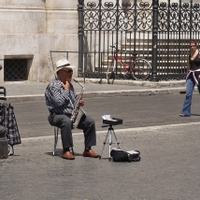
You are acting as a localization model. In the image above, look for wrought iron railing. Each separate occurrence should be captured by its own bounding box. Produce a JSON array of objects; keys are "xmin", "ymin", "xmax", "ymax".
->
[{"xmin": 78, "ymin": 0, "xmax": 200, "ymax": 81}]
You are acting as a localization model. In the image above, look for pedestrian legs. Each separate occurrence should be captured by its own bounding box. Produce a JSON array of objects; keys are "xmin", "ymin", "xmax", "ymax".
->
[{"xmin": 181, "ymin": 77, "xmax": 195, "ymax": 116}]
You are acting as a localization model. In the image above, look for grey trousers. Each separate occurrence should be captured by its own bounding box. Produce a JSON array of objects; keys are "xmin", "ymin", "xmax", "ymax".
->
[{"xmin": 48, "ymin": 113, "xmax": 97, "ymax": 149}]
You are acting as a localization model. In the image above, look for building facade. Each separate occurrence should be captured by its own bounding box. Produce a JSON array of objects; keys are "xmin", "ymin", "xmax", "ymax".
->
[
  {"xmin": 0, "ymin": 0, "xmax": 78, "ymax": 83},
  {"xmin": 0, "ymin": 0, "xmax": 197, "ymax": 83}
]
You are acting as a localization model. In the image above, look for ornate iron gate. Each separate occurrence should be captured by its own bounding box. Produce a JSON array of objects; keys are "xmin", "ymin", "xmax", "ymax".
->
[{"xmin": 78, "ymin": 0, "xmax": 200, "ymax": 81}]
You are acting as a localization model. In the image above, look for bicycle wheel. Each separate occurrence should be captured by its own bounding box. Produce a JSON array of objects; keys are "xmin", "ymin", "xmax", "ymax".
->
[
  {"xmin": 130, "ymin": 58, "xmax": 151, "ymax": 80},
  {"xmin": 106, "ymin": 60, "xmax": 116, "ymax": 84}
]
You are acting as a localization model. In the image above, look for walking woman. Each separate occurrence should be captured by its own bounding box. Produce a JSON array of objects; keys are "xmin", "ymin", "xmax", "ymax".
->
[{"xmin": 180, "ymin": 40, "xmax": 200, "ymax": 117}]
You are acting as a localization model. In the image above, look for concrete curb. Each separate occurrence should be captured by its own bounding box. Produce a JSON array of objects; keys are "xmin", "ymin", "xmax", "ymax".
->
[
  {"xmin": 7, "ymin": 94, "xmax": 45, "ymax": 103},
  {"xmin": 79, "ymin": 78, "xmax": 186, "ymax": 88},
  {"xmin": 83, "ymin": 87, "xmax": 186, "ymax": 98}
]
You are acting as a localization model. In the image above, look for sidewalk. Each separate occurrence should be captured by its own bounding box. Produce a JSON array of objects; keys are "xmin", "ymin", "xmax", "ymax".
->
[{"xmin": 2, "ymin": 78, "xmax": 187, "ymax": 102}]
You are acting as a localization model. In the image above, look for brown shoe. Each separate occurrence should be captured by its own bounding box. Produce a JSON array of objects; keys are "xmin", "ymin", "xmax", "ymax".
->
[
  {"xmin": 83, "ymin": 149, "xmax": 99, "ymax": 158},
  {"xmin": 62, "ymin": 151, "xmax": 75, "ymax": 160}
]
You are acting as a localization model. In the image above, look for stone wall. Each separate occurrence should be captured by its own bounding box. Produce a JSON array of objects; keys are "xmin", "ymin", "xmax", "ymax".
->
[{"xmin": 0, "ymin": 0, "xmax": 78, "ymax": 83}]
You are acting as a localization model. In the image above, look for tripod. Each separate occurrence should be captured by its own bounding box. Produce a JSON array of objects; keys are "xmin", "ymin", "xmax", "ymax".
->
[{"xmin": 99, "ymin": 124, "xmax": 121, "ymax": 161}]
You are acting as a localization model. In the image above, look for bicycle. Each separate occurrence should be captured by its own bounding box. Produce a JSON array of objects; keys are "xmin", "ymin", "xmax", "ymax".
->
[{"xmin": 106, "ymin": 46, "xmax": 151, "ymax": 84}]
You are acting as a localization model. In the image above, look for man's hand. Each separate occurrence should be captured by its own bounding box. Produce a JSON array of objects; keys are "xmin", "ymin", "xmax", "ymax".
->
[
  {"xmin": 79, "ymin": 99, "xmax": 84, "ymax": 106},
  {"xmin": 62, "ymin": 81, "xmax": 70, "ymax": 90}
]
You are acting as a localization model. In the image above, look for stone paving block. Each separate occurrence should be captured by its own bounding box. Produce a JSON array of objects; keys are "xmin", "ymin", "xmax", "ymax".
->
[{"xmin": 1, "ymin": 123, "xmax": 200, "ymax": 199}]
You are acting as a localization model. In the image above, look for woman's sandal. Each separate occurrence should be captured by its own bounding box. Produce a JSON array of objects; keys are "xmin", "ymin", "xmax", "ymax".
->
[{"xmin": 179, "ymin": 113, "xmax": 190, "ymax": 117}]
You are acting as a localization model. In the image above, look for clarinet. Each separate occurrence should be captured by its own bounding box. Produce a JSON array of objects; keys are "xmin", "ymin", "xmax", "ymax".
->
[{"xmin": 71, "ymin": 79, "xmax": 86, "ymax": 128}]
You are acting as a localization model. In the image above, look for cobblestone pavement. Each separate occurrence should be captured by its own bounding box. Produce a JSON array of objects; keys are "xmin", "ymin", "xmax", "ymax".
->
[
  {"xmin": 1, "ymin": 123, "xmax": 200, "ymax": 200},
  {"xmin": 1, "ymin": 79, "xmax": 199, "ymax": 200}
]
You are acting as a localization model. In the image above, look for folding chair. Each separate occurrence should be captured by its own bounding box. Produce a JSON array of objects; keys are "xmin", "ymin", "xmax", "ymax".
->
[
  {"xmin": 52, "ymin": 126, "xmax": 74, "ymax": 156},
  {"xmin": 53, "ymin": 126, "xmax": 59, "ymax": 156}
]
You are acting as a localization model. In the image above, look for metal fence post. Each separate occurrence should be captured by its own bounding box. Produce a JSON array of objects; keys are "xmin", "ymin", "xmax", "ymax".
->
[
  {"xmin": 151, "ymin": 0, "xmax": 159, "ymax": 81},
  {"xmin": 98, "ymin": 0, "xmax": 102, "ymax": 76},
  {"xmin": 78, "ymin": 0, "xmax": 84, "ymax": 76},
  {"xmin": 190, "ymin": 0, "xmax": 193, "ymax": 38}
]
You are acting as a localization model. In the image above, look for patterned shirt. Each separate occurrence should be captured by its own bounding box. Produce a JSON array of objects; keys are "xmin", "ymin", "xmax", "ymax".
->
[{"xmin": 45, "ymin": 77, "xmax": 77, "ymax": 115}]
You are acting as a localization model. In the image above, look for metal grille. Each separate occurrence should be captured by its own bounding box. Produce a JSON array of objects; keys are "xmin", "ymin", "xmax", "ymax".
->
[
  {"xmin": 4, "ymin": 59, "xmax": 28, "ymax": 81},
  {"xmin": 78, "ymin": 0, "xmax": 200, "ymax": 81}
]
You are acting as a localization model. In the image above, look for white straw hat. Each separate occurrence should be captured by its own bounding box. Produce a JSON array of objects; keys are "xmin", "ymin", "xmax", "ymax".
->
[{"xmin": 55, "ymin": 59, "xmax": 76, "ymax": 73}]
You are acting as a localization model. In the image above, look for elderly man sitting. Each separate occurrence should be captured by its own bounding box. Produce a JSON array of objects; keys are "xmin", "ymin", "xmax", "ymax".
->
[{"xmin": 45, "ymin": 59, "xmax": 99, "ymax": 160}]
